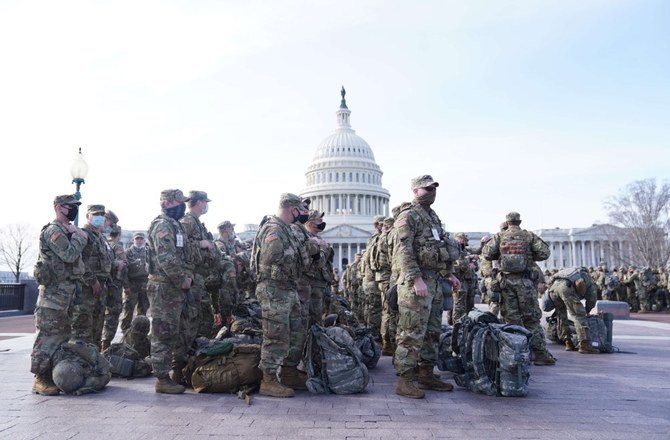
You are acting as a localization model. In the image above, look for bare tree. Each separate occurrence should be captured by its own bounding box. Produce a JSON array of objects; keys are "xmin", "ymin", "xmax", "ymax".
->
[
  {"xmin": 604, "ymin": 179, "xmax": 670, "ymax": 268},
  {"xmin": 0, "ymin": 223, "xmax": 37, "ymax": 283}
]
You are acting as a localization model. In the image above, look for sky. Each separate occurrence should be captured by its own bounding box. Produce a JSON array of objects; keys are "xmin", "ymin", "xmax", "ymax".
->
[{"xmin": 1, "ymin": 0, "xmax": 669, "ymax": 255}]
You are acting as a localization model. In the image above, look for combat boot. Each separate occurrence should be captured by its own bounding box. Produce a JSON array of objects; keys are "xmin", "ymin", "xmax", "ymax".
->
[
  {"xmin": 32, "ymin": 374, "xmax": 60, "ymax": 396},
  {"xmin": 155, "ymin": 376, "xmax": 185, "ymax": 394},
  {"xmin": 417, "ymin": 365, "xmax": 453, "ymax": 391},
  {"xmin": 578, "ymin": 341, "xmax": 600, "ymax": 354},
  {"xmin": 280, "ymin": 366, "xmax": 307, "ymax": 390},
  {"xmin": 260, "ymin": 371, "xmax": 295, "ymax": 398},
  {"xmin": 170, "ymin": 362, "xmax": 187, "ymax": 386},
  {"xmin": 396, "ymin": 371, "xmax": 425, "ymax": 399},
  {"xmin": 564, "ymin": 339, "xmax": 577, "ymax": 351},
  {"xmin": 100, "ymin": 340, "xmax": 110, "ymax": 352},
  {"xmin": 533, "ymin": 350, "xmax": 556, "ymax": 366}
]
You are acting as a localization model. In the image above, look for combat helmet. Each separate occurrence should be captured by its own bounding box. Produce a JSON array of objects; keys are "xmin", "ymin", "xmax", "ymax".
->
[{"xmin": 52, "ymin": 359, "xmax": 85, "ymax": 394}]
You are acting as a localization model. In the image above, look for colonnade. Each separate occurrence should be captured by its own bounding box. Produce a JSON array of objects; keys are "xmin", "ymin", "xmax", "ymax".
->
[
  {"xmin": 541, "ymin": 240, "xmax": 633, "ymax": 269},
  {"xmin": 310, "ymin": 194, "xmax": 389, "ymax": 217}
]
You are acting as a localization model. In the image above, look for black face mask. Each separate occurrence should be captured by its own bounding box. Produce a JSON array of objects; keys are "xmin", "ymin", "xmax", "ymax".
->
[
  {"xmin": 297, "ymin": 213, "xmax": 309, "ymax": 224},
  {"xmin": 64, "ymin": 205, "xmax": 78, "ymax": 222},
  {"xmin": 163, "ymin": 203, "xmax": 186, "ymax": 221},
  {"xmin": 316, "ymin": 222, "xmax": 326, "ymax": 231}
]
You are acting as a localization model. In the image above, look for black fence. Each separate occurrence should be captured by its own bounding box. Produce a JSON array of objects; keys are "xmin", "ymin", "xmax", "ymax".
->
[{"xmin": 0, "ymin": 283, "xmax": 26, "ymax": 311}]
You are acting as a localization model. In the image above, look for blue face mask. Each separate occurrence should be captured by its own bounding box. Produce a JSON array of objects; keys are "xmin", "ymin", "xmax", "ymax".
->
[
  {"xmin": 103, "ymin": 226, "xmax": 112, "ymax": 234},
  {"xmin": 202, "ymin": 203, "xmax": 208, "ymax": 215},
  {"xmin": 90, "ymin": 215, "xmax": 105, "ymax": 228}
]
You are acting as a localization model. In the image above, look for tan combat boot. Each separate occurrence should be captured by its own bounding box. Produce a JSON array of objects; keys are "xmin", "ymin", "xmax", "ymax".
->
[
  {"xmin": 578, "ymin": 341, "xmax": 600, "ymax": 354},
  {"xmin": 280, "ymin": 366, "xmax": 307, "ymax": 390},
  {"xmin": 155, "ymin": 376, "xmax": 186, "ymax": 394},
  {"xmin": 32, "ymin": 374, "xmax": 60, "ymax": 396},
  {"xmin": 396, "ymin": 371, "xmax": 425, "ymax": 399},
  {"xmin": 564, "ymin": 339, "xmax": 577, "ymax": 351},
  {"xmin": 170, "ymin": 362, "xmax": 187, "ymax": 386},
  {"xmin": 417, "ymin": 365, "xmax": 453, "ymax": 391},
  {"xmin": 533, "ymin": 350, "xmax": 557, "ymax": 366},
  {"xmin": 260, "ymin": 371, "xmax": 295, "ymax": 398}
]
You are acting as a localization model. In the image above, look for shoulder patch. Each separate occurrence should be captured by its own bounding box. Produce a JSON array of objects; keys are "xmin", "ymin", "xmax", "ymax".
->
[
  {"xmin": 265, "ymin": 233, "xmax": 279, "ymax": 242},
  {"xmin": 157, "ymin": 230, "xmax": 168, "ymax": 239},
  {"xmin": 50, "ymin": 231, "xmax": 62, "ymax": 242},
  {"xmin": 395, "ymin": 218, "xmax": 408, "ymax": 228}
]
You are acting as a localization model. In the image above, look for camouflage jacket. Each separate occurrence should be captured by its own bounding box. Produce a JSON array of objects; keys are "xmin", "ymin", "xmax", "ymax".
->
[
  {"xmin": 360, "ymin": 248, "xmax": 375, "ymax": 282},
  {"xmin": 251, "ymin": 215, "xmax": 302, "ymax": 288},
  {"xmin": 303, "ymin": 231, "xmax": 333, "ymax": 286},
  {"xmin": 373, "ymin": 229, "xmax": 391, "ymax": 282},
  {"xmin": 343, "ymin": 261, "xmax": 361, "ymax": 290},
  {"xmin": 180, "ymin": 213, "xmax": 220, "ymax": 277},
  {"xmin": 289, "ymin": 222, "xmax": 319, "ymax": 278},
  {"xmin": 215, "ymin": 238, "xmax": 236, "ymax": 257},
  {"xmin": 482, "ymin": 225, "xmax": 550, "ymax": 276},
  {"xmin": 125, "ymin": 245, "xmax": 148, "ymax": 281},
  {"xmin": 454, "ymin": 247, "xmax": 477, "ymax": 282},
  {"xmin": 34, "ymin": 219, "xmax": 87, "ymax": 285},
  {"xmin": 108, "ymin": 238, "xmax": 127, "ymax": 287},
  {"xmin": 147, "ymin": 213, "xmax": 193, "ymax": 286},
  {"xmin": 81, "ymin": 225, "xmax": 114, "ymax": 287}
]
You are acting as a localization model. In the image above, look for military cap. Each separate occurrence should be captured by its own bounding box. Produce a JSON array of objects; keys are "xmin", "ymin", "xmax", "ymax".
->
[
  {"xmin": 110, "ymin": 224, "xmax": 122, "ymax": 234},
  {"xmin": 105, "ymin": 209, "xmax": 119, "ymax": 224},
  {"xmin": 217, "ymin": 220, "xmax": 235, "ymax": 230},
  {"xmin": 383, "ymin": 217, "xmax": 394, "ymax": 226},
  {"xmin": 53, "ymin": 194, "xmax": 81, "ymax": 206},
  {"xmin": 301, "ymin": 197, "xmax": 311, "ymax": 207},
  {"xmin": 279, "ymin": 193, "xmax": 303, "ymax": 209},
  {"xmin": 373, "ymin": 215, "xmax": 386, "ymax": 224},
  {"xmin": 160, "ymin": 189, "xmax": 189, "ymax": 203},
  {"xmin": 505, "ymin": 212, "xmax": 521, "ymax": 222},
  {"xmin": 87, "ymin": 204, "xmax": 105, "ymax": 214},
  {"xmin": 354, "ymin": 253, "xmax": 362, "ymax": 258},
  {"xmin": 454, "ymin": 232, "xmax": 468, "ymax": 240},
  {"xmin": 480, "ymin": 234, "xmax": 491, "ymax": 243},
  {"xmin": 411, "ymin": 175, "xmax": 439, "ymax": 189},
  {"xmin": 133, "ymin": 232, "xmax": 146, "ymax": 239},
  {"xmin": 189, "ymin": 190, "xmax": 211, "ymax": 202},
  {"xmin": 307, "ymin": 209, "xmax": 324, "ymax": 222}
]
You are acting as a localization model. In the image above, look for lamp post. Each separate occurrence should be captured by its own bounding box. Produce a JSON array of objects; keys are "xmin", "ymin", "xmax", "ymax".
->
[{"xmin": 70, "ymin": 147, "xmax": 89, "ymax": 226}]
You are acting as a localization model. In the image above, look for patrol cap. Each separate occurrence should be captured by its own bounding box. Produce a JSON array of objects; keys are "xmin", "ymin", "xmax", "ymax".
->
[
  {"xmin": 505, "ymin": 212, "xmax": 521, "ymax": 222},
  {"xmin": 189, "ymin": 190, "xmax": 211, "ymax": 202},
  {"xmin": 307, "ymin": 209, "xmax": 324, "ymax": 222},
  {"xmin": 133, "ymin": 232, "xmax": 146, "ymax": 239},
  {"xmin": 411, "ymin": 175, "xmax": 439, "ymax": 189},
  {"xmin": 110, "ymin": 224, "xmax": 122, "ymax": 234},
  {"xmin": 279, "ymin": 193, "xmax": 303, "ymax": 209},
  {"xmin": 455, "ymin": 232, "xmax": 468, "ymax": 243},
  {"xmin": 53, "ymin": 194, "xmax": 81, "ymax": 206},
  {"xmin": 301, "ymin": 197, "xmax": 311, "ymax": 207},
  {"xmin": 160, "ymin": 189, "xmax": 190, "ymax": 203},
  {"xmin": 105, "ymin": 209, "xmax": 119, "ymax": 224},
  {"xmin": 87, "ymin": 204, "xmax": 105, "ymax": 214},
  {"xmin": 373, "ymin": 215, "xmax": 386, "ymax": 224},
  {"xmin": 383, "ymin": 217, "xmax": 394, "ymax": 226},
  {"xmin": 217, "ymin": 220, "xmax": 235, "ymax": 230}
]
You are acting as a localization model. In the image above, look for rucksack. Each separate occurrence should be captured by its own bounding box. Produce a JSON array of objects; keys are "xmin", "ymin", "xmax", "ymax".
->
[
  {"xmin": 586, "ymin": 313, "xmax": 614, "ymax": 353},
  {"xmin": 554, "ymin": 267, "xmax": 587, "ymax": 295},
  {"xmin": 437, "ymin": 325, "xmax": 464, "ymax": 374},
  {"xmin": 103, "ymin": 343, "xmax": 152, "ymax": 378},
  {"xmin": 305, "ymin": 325, "xmax": 369, "ymax": 395},
  {"xmin": 499, "ymin": 231, "xmax": 530, "ymax": 273},
  {"xmin": 51, "ymin": 341, "xmax": 111, "ymax": 395},
  {"xmin": 354, "ymin": 327, "xmax": 381, "ymax": 369},
  {"xmin": 184, "ymin": 344, "xmax": 262, "ymax": 393}
]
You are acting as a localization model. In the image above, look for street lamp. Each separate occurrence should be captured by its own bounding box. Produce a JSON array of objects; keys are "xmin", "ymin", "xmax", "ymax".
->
[{"xmin": 70, "ymin": 147, "xmax": 89, "ymax": 226}]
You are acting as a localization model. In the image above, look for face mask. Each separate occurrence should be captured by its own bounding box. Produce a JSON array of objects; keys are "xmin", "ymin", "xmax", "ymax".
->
[
  {"xmin": 202, "ymin": 203, "xmax": 208, "ymax": 215},
  {"xmin": 64, "ymin": 205, "xmax": 78, "ymax": 222},
  {"xmin": 103, "ymin": 226, "xmax": 112, "ymax": 234},
  {"xmin": 316, "ymin": 222, "xmax": 326, "ymax": 231},
  {"xmin": 133, "ymin": 243, "xmax": 143, "ymax": 249},
  {"xmin": 230, "ymin": 231, "xmax": 236, "ymax": 240},
  {"xmin": 90, "ymin": 215, "xmax": 105, "ymax": 228},
  {"xmin": 163, "ymin": 203, "xmax": 186, "ymax": 221},
  {"xmin": 297, "ymin": 211, "xmax": 309, "ymax": 224},
  {"xmin": 415, "ymin": 190, "xmax": 436, "ymax": 206}
]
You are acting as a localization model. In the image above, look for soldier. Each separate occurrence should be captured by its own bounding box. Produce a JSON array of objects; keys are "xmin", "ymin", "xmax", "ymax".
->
[
  {"xmin": 362, "ymin": 215, "xmax": 385, "ymax": 342},
  {"xmin": 376, "ymin": 216, "xmax": 395, "ymax": 355},
  {"xmin": 393, "ymin": 175, "xmax": 457, "ymax": 398},
  {"xmin": 214, "ymin": 221, "xmax": 241, "ymax": 313},
  {"xmin": 331, "ymin": 267, "xmax": 340, "ymax": 296},
  {"xmin": 451, "ymin": 232, "xmax": 478, "ymax": 324},
  {"xmin": 482, "ymin": 212, "xmax": 556, "ymax": 366},
  {"xmin": 71, "ymin": 205, "xmax": 114, "ymax": 347},
  {"xmin": 304, "ymin": 209, "xmax": 334, "ymax": 325},
  {"xmin": 479, "ymin": 235, "xmax": 501, "ymax": 318},
  {"xmin": 623, "ymin": 266, "xmax": 639, "ymax": 312},
  {"xmin": 290, "ymin": 198, "xmax": 321, "ymax": 331},
  {"xmin": 215, "ymin": 221, "xmax": 236, "ymax": 257},
  {"xmin": 385, "ymin": 203, "xmax": 412, "ymax": 354},
  {"xmin": 120, "ymin": 232, "xmax": 150, "ymax": 336},
  {"xmin": 343, "ymin": 253, "xmax": 364, "ymax": 323},
  {"xmin": 101, "ymin": 220, "xmax": 127, "ymax": 351},
  {"xmin": 180, "ymin": 190, "xmax": 220, "ymax": 339},
  {"xmin": 251, "ymin": 193, "xmax": 307, "ymax": 397},
  {"xmin": 31, "ymin": 194, "xmax": 88, "ymax": 395},
  {"xmin": 146, "ymin": 189, "xmax": 193, "ymax": 394},
  {"xmin": 548, "ymin": 268, "xmax": 600, "ymax": 353}
]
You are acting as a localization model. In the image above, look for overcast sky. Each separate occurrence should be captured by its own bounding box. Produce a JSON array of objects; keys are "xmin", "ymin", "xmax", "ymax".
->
[{"xmin": 1, "ymin": 0, "xmax": 668, "ymax": 245}]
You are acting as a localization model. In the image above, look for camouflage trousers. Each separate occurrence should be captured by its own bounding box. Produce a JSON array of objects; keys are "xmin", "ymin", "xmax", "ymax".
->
[
  {"xmin": 499, "ymin": 275, "xmax": 549, "ymax": 354},
  {"xmin": 296, "ymin": 278, "xmax": 311, "ymax": 331},
  {"xmin": 379, "ymin": 280, "xmax": 397, "ymax": 347},
  {"xmin": 147, "ymin": 278, "xmax": 185, "ymax": 377},
  {"xmin": 31, "ymin": 281, "xmax": 78, "ymax": 375},
  {"xmin": 638, "ymin": 287, "xmax": 654, "ymax": 312},
  {"xmin": 71, "ymin": 283, "xmax": 106, "ymax": 346},
  {"xmin": 452, "ymin": 278, "xmax": 476, "ymax": 325},
  {"xmin": 101, "ymin": 283, "xmax": 123, "ymax": 345},
  {"xmin": 256, "ymin": 281, "xmax": 304, "ymax": 374},
  {"xmin": 173, "ymin": 274, "xmax": 202, "ymax": 366},
  {"xmin": 348, "ymin": 285, "xmax": 365, "ymax": 323},
  {"xmin": 308, "ymin": 282, "xmax": 327, "ymax": 327},
  {"xmin": 120, "ymin": 278, "xmax": 149, "ymax": 335},
  {"xmin": 393, "ymin": 274, "xmax": 442, "ymax": 375},
  {"xmin": 363, "ymin": 279, "xmax": 382, "ymax": 341},
  {"xmin": 195, "ymin": 274, "xmax": 215, "ymax": 338},
  {"xmin": 550, "ymin": 280, "xmax": 591, "ymax": 343},
  {"xmin": 626, "ymin": 286, "xmax": 639, "ymax": 312}
]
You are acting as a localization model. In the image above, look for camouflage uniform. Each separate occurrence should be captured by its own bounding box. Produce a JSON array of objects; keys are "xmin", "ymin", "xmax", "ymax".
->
[
  {"xmin": 251, "ymin": 211, "xmax": 304, "ymax": 375},
  {"xmin": 146, "ymin": 190, "xmax": 193, "ymax": 379},
  {"xmin": 120, "ymin": 233, "xmax": 150, "ymax": 335},
  {"xmin": 72, "ymin": 205, "xmax": 114, "ymax": 346},
  {"xmin": 451, "ymin": 234, "xmax": 477, "ymax": 324},
  {"xmin": 376, "ymin": 218, "xmax": 395, "ymax": 350},
  {"xmin": 631, "ymin": 267, "xmax": 657, "ymax": 312},
  {"xmin": 479, "ymin": 257, "xmax": 501, "ymax": 317},
  {"xmin": 363, "ymin": 217, "xmax": 384, "ymax": 341},
  {"xmin": 31, "ymin": 195, "xmax": 87, "ymax": 377},
  {"xmin": 343, "ymin": 257, "xmax": 364, "ymax": 322},
  {"xmin": 214, "ymin": 224, "xmax": 241, "ymax": 313},
  {"xmin": 303, "ymin": 211, "xmax": 334, "ymax": 327},
  {"xmin": 482, "ymin": 213, "xmax": 553, "ymax": 361},
  {"xmin": 549, "ymin": 269, "xmax": 597, "ymax": 345},
  {"xmin": 102, "ymin": 226, "xmax": 126, "ymax": 348},
  {"xmin": 290, "ymin": 221, "xmax": 317, "ymax": 330}
]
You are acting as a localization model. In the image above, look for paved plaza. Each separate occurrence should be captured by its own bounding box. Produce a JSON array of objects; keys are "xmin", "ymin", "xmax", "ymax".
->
[{"xmin": 1, "ymin": 311, "xmax": 669, "ymax": 440}]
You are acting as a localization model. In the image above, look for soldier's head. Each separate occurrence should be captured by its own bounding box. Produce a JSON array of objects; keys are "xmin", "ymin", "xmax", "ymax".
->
[
  {"xmin": 132, "ymin": 232, "xmax": 146, "ymax": 248},
  {"xmin": 629, "ymin": 266, "xmax": 636, "ymax": 273},
  {"xmin": 297, "ymin": 198, "xmax": 311, "ymax": 224},
  {"xmin": 130, "ymin": 315, "xmax": 151, "ymax": 336},
  {"xmin": 277, "ymin": 193, "xmax": 303, "ymax": 224},
  {"xmin": 505, "ymin": 212, "xmax": 521, "ymax": 226},
  {"xmin": 333, "ymin": 267, "xmax": 339, "ymax": 274},
  {"xmin": 188, "ymin": 191, "xmax": 211, "ymax": 217},
  {"xmin": 160, "ymin": 189, "xmax": 189, "ymax": 221},
  {"xmin": 53, "ymin": 194, "xmax": 81, "ymax": 223},
  {"xmin": 588, "ymin": 266, "xmax": 594, "ymax": 272},
  {"xmin": 306, "ymin": 210, "xmax": 326, "ymax": 235},
  {"xmin": 217, "ymin": 220, "xmax": 235, "ymax": 241},
  {"xmin": 86, "ymin": 204, "xmax": 106, "ymax": 231},
  {"xmin": 383, "ymin": 217, "xmax": 394, "ymax": 232},
  {"xmin": 411, "ymin": 175, "xmax": 439, "ymax": 206},
  {"xmin": 455, "ymin": 232, "xmax": 468, "ymax": 246},
  {"xmin": 109, "ymin": 224, "xmax": 122, "ymax": 240},
  {"xmin": 105, "ymin": 210, "xmax": 119, "ymax": 226},
  {"xmin": 52, "ymin": 359, "xmax": 85, "ymax": 394},
  {"xmin": 373, "ymin": 215, "xmax": 385, "ymax": 232},
  {"xmin": 354, "ymin": 253, "xmax": 362, "ymax": 262}
]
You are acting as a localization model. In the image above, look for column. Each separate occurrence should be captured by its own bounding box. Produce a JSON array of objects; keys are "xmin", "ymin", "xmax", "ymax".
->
[
  {"xmin": 558, "ymin": 242, "xmax": 564, "ymax": 268},
  {"xmin": 357, "ymin": 243, "xmax": 361, "ymax": 254},
  {"xmin": 347, "ymin": 243, "xmax": 352, "ymax": 264},
  {"xmin": 590, "ymin": 241, "xmax": 595, "ymax": 267},
  {"xmin": 571, "ymin": 240, "xmax": 577, "ymax": 267}
]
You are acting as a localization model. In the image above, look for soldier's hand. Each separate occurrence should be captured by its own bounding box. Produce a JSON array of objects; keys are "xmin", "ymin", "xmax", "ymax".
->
[
  {"xmin": 200, "ymin": 240, "xmax": 213, "ymax": 250},
  {"xmin": 66, "ymin": 224, "xmax": 87, "ymax": 239},
  {"xmin": 449, "ymin": 274, "xmax": 461, "ymax": 292},
  {"xmin": 414, "ymin": 276, "xmax": 428, "ymax": 297},
  {"xmin": 116, "ymin": 259, "xmax": 127, "ymax": 270},
  {"xmin": 181, "ymin": 277, "xmax": 192, "ymax": 290}
]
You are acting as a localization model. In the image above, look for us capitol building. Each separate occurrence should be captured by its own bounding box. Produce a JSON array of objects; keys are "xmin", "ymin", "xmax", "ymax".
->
[{"xmin": 300, "ymin": 88, "xmax": 390, "ymax": 271}]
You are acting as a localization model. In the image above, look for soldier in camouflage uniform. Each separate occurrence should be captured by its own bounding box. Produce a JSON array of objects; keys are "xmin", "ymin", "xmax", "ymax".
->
[
  {"xmin": 71, "ymin": 205, "xmax": 114, "ymax": 347},
  {"xmin": 214, "ymin": 221, "xmax": 241, "ymax": 315},
  {"xmin": 101, "ymin": 216, "xmax": 127, "ymax": 351},
  {"xmin": 31, "ymin": 194, "xmax": 88, "ymax": 395},
  {"xmin": 304, "ymin": 209, "xmax": 334, "ymax": 326},
  {"xmin": 146, "ymin": 189, "xmax": 193, "ymax": 394},
  {"xmin": 385, "ymin": 203, "xmax": 412, "ymax": 354},
  {"xmin": 478, "ymin": 235, "xmax": 501, "ymax": 318},
  {"xmin": 120, "ymin": 232, "xmax": 150, "ymax": 336},
  {"xmin": 343, "ymin": 253, "xmax": 364, "ymax": 323},
  {"xmin": 393, "ymin": 175, "xmax": 457, "ymax": 398},
  {"xmin": 376, "ymin": 216, "xmax": 395, "ymax": 355},
  {"xmin": 180, "ymin": 191, "xmax": 220, "ymax": 340},
  {"xmin": 623, "ymin": 266, "xmax": 639, "ymax": 312},
  {"xmin": 362, "ymin": 215, "xmax": 385, "ymax": 342},
  {"xmin": 251, "ymin": 193, "xmax": 307, "ymax": 397},
  {"xmin": 451, "ymin": 232, "xmax": 478, "ymax": 324},
  {"xmin": 482, "ymin": 211, "xmax": 556, "ymax": 366}
]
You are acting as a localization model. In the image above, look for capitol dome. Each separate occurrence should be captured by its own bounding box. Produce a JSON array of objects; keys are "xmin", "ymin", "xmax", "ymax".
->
[{"xmin": 301, "ymin": 87, "xmax": 390, "ymax": 269}]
